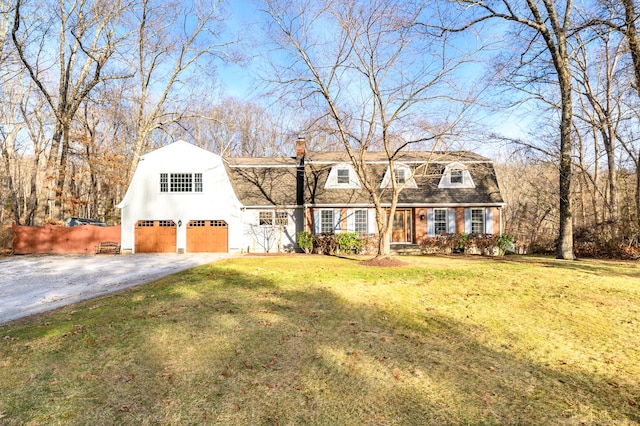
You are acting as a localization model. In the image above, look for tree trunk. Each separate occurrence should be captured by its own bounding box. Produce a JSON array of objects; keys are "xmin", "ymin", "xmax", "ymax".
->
[
  {"xmin": 557, "ymin": 67, "xmax": 575, "ymax": 259},
  {"xmin": 377, "ymin": 227, "xmax": 391, "ymax": 258}
]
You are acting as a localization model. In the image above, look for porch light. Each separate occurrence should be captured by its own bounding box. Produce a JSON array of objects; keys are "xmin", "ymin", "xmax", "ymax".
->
[
  {"xmin": 419, "ymin": 214, "xmax": 426, "ymax": 221},
  {"xmin": 178, "ymin": 219, "xmax": 182, "ymax": 227}
]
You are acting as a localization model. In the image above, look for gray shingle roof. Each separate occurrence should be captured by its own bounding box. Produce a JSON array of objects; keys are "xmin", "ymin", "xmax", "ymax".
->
[{"xmin": 226, "ymin": 151, "xmax": 504, "ymax": 207}]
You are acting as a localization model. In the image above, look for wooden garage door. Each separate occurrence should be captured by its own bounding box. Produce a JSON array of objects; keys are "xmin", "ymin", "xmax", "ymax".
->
[
  {"xmin": 135, "ymin": 220, "xmax": 177, "ymax": 253},
  {"xmin": 187, "ymin": 220, "xmax": 228, "ymax": 253}
]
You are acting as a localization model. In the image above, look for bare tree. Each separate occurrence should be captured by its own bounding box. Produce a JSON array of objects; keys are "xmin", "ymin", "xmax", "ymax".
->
[
  {"xmin": 448, "ymin": 0, "xmax": 577, "ymax": 259},
  {"xmin": 261, "ymin": 0, "xmax": 480, "ymax": 258},
  {"xmin": 182, "ymin": 97, "xmax": 287, "ymax": 157},
  {"xmin": 571, "ymin": 28, "xmax": 629, "ymax": 237},
  {"xmin": 12, "ymin": 0, "xmax": 129, "ymax": 219},
  {"xmin": 124, "ymin": 0, "xmax": 233, "ymax": 179}
]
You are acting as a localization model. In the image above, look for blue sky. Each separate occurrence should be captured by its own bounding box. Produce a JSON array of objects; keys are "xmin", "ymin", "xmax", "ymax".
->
[{"xmin": 215, "ymin": 0, "xmax": 534, "ymax": 153}]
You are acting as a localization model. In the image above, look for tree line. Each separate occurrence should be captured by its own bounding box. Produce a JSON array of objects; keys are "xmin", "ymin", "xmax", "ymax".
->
[{"xmin": 1, "ymin": 0, "xmax": 640, "ymax": 259}]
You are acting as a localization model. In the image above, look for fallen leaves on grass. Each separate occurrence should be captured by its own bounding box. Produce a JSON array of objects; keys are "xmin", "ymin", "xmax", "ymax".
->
[{"xmin": 358, "ymin": 257, "xmax": 407, "ymax": 267}]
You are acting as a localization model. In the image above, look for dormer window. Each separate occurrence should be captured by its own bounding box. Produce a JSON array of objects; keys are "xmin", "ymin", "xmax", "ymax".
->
[
  {"xmin": 438, "ymin": 162, "xmax": 475, "ymax": 189},
  {"xmin": 450, "ymin": 169, "xmax": 463, "ymax": 184},
  {"xmin": 337, "ymin": 169, "xmax": 350, "ymax": 184},
  {"xmin": 381, "ymin": 163, "xmax": 417, "ymax": 189},
  {"xmin": 325, "ymin": 163, "xmax": 361, "ymax": 189}
]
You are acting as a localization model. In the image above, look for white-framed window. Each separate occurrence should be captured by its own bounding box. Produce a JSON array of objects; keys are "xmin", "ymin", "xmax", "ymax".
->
[
  {"xmin": 162, "ymin": 173, "xmax": 202, "ymax": 192},
  {"xmin": 337, "ymin": 169, "xmax": 350, "ymax": 184},
  {"xmin": 259, "ymin": 211, "xmax": 273, "ymax": 226},
  {"xmin": 381, "ymin": 163, "xmax": 417, "ymax": 188},
  {"xmin": 320, "ymin": 210, "xmax": 334, "ymax": 233},
  {"xmin": 438, "ymin": 162, "xmax": 475, "ymax": 189},
  {"xmin": 170, "ymin": 173, "xmax": 192, "ymax": 192},
  {"xmin": 450, "ymin": 169, "xmax": 463, "ymax": 184},
  {"xmin": 160, "ymin": 173, "xmax": 168, "ymax": 192},
  {"xmin": 471, "ymin": 209, "xmax": 484, "ymax": 234},
  {"xmin": 259, "ymin": 210, "xmax": 288, "ymax": 227},
  {"xmin": 275, "ymin": 211, "xmax": 288, "ymax": 226},
  {"xmin": 325, "ymin": 163, "xmax": 361, "ymax": 189},
  {"xmin": 434, "ymin": 209, "xmax": 448, "ymax": 234},
  {"xmin": 354, "ymin": 209, "xmax": 368, "ymax": 234}
]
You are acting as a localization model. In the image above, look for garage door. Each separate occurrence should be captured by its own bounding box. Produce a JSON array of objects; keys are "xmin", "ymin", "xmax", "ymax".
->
[
  {"xmin": 187, "ymin": 220, "xmax": 228, "ymax": 252},
  {"xmin": 135, "ymin": 220, "xmax": 177, "ymax": 253}
]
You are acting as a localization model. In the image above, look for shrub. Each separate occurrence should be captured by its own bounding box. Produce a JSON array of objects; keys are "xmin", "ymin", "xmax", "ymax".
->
[
  {"xmin": 497, "ymin": 233, "xmax": 516, "ymax": 254},
  {"xmin": 419, "ymin": 234, "xmax": 457, "ymax": 253},
  {"xmin": 336, "ymin": 232, "xmax": 364, "ymax": 254},
  {"xmin": 297, "ymin": 231, "xmax": 313, "ymax": 254},
  {"xmin": 455, "ymin": 233, "xmax": 469, "ymax": 251}
]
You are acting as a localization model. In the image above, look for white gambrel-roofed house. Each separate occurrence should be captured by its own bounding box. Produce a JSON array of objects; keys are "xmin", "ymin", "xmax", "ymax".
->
[{"xmin": 118, "ymin": 138, "xmax": 505, "ymax": 253}]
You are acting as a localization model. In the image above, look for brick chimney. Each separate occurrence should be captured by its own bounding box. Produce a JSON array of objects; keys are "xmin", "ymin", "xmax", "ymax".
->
[{"xmin": 295, "ymin": 136, "xmax": 306, "ymax": 160}]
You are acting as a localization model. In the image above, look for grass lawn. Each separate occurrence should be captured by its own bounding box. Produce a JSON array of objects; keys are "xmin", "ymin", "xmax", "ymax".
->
[{"xmin": 0, "ymin": 255, "xmax": 639, "ymax": 425}]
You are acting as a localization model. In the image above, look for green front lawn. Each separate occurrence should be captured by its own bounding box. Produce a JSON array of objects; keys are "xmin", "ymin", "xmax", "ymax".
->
[{"xmin": 1, "ymin": 255, "xmax": 639, "ymax": 425}]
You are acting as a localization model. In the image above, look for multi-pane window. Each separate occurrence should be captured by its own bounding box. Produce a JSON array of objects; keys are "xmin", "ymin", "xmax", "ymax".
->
[
  {"xmin": 354, "ymin": 210, "xmax": 368, "ymax": 234},
  {"xmin": 275, "ymin": 211, "xmax": 288, "ymax": 226},
  {"xmin": 160, "ymin": 173, "xmax": 168, "ymax": 192},
  {"xmin": 450, "ymin": 169, "xmax": 463, "ymax": 184},
  {"xmin": 471, "ymin": 209, "xmax": 485, "ymax": 234},
  {"xmin": 394, "ymin": 169, "xmax": 406, "ymax": 184},
  {"xmin": 337, "ymin": 169, "xmax": 350, "ymax": 184},
  {"xmin": 170, "ymin": 173, "xmax": 192, "ymax": 192},
  {"xmin": 434, "ymin": 209, "xmax": 448, "ymax": 234},
  {"xmin": 162, "ymin": 173, "xmax": 203, "ymax": 192},
  {"xmin": 259, "ymin": 211, "xmax": 289, "ymax": 227},
  {"xmin": 259, "ymin": 211, "xmax": 273, "ymax": 226},
  {"xmin": 320, "ymin": 210, "xmax": 335, "ymax": 233}
]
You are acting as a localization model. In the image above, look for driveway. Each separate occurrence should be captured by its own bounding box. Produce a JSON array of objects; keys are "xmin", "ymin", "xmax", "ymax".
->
[{"xmin": 0, "ymin": 253, "xmax": 235, "ymax": 324}]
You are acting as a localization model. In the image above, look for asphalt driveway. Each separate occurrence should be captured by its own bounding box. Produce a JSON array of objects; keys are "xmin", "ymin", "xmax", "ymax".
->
[{"xmin": 0, "ymin": 253, "xmax": 234, "ymax": 324}]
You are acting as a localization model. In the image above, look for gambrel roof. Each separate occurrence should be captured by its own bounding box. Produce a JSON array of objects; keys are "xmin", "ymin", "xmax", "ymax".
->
[
  {"xmin": 226, "ymin": 157, "xmax": 299, "ymax": 207},
  {"xmin": 225, "ymin": 150, "xmax": 504, "ymax": 207}
]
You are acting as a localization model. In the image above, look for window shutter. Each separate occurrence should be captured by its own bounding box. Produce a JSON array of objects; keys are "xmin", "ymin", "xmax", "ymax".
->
[
  {"xmin": 464, "ymin": 209, "xmax": 472, "ymax": 234},
  {"xmin": 346, "ymin": 209, "xmax": 354, "ymax": 232},
  {"xmin": 485, "ymin": 208, "xmax": 494, "ymax": 234},
  {"xmin": 368, "ymin": 209, "xmax": 376, "ymax": 234},
  {"xmin": 427, "ymin": 209, "xmax": 435, "ymax": 237},
  {"xmin": 313, "ymin": 210, "xmax": 320, "ymax": 234},
  {"xmin": 448, "ymin": 209, "xmax": 456, "ymax": 233},
  {"xmin": 334, "ymin": 210, "xmax": 342, "ymax": 233}
]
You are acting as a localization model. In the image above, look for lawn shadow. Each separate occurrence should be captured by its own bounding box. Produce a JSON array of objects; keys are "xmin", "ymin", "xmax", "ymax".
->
[
  {"xmin": 145, "ymin": 262, "xmax": 640, "ymax": 424},
  {"xmin": 1, "ymin": 259, "xmax": 638, "ymax": 425}
]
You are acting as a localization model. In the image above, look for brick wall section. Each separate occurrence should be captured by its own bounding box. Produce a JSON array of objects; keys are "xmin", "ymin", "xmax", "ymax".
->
[
  {"xmin": 493, "ymin": 207, "xmax": 501, "ymax": 235},
  {"xmin": 414, "ymin": 207, "xmax": 427, "ymax": 245},
  {"xmin": 13, "ymin": 225, "xmax": 121, "ymax": 255},
  {"xmin": 455, "ymin": 208, "xmax": 465, "ymax": 234}
]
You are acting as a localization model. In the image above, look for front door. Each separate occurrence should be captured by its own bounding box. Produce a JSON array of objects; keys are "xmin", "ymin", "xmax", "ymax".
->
[{"xmin": 391, "ymin": 209, "xmax": 412, "ymax": 243}]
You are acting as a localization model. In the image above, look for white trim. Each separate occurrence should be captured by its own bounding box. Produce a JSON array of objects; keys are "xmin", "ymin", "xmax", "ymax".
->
[
  {"xmin": 438, "ymin": 162, "xmax": 476, "ymax": 189},
  {"xmin": 380, "ymin": 163, "xmax": 418, "ymax": 189},
  {"xmin": 227, "ymin": 164, "xmax": 297, "ymax": 169},
  {"xmin": 324, "ymin": 162, "xmax": 362, "ymax": 189},
  {"xmin": 306, "ymin": 160, "xmax": 493, "ymax": 165},
  {"xmin": 305, "ymin": 203, "xmax": 505, "ymax": 208}
]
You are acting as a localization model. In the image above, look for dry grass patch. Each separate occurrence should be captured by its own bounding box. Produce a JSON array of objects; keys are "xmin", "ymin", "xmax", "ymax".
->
[{"xmin": 0, "ymin": 255, "xmax": 638, "ymax": 425}]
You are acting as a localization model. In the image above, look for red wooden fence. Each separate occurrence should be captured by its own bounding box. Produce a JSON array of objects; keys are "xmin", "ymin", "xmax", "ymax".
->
[{"xmin": 12, "ymin": 225, "xmax": 121, "ymax": 255}]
